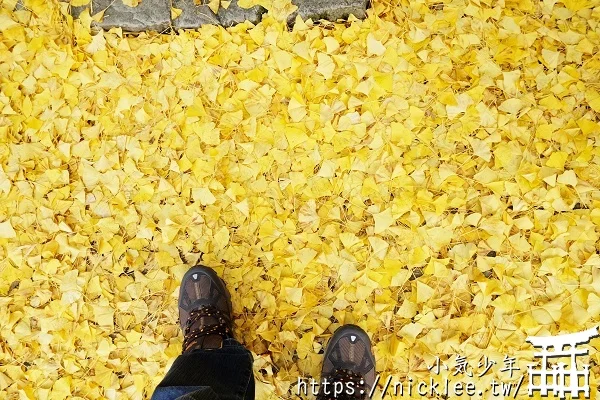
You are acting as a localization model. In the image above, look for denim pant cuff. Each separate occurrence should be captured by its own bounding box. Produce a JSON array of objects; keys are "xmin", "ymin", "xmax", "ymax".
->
[{"xmin": 152, "ymin": 338, "xmax": 255, "ymax": 400}]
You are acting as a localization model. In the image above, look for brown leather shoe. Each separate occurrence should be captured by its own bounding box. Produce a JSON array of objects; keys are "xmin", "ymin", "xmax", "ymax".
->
[
  {"xmin": 178, "ymin": 265, "xmax": 234, "ymax": 353},
  {"xmin": 317, "ymin": 325, "xmax": 376, "ymax": 400}
]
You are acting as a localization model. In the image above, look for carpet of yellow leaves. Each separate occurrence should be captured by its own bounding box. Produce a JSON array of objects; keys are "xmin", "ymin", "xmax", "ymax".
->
[{"xmin": 1, "ymin": 0, "xmax": 600, "ymax": 398}]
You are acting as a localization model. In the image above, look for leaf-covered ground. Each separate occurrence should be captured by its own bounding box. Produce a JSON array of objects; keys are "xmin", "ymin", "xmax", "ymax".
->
[{"xmin": 1, "ymin": 0, "xmax": 600, "ymax": 398}]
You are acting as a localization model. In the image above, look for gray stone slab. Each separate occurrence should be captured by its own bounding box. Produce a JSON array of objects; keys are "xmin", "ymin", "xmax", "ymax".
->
[
  {"xmin": 217, "ymin": 0, "xmax": 266, "ymax": 27},
  {"xmin": 287, "ymin": 0, "xmax": 369, "ymax": 25},
  {"xmin": 88, "ymin": 0, "xmax": 170, "ymax": 32},
  {"xmin": 68, "ymin": 0, "xmax": 370, "ymax": 31},
  {"xmin": 172, "ymin": 0, "xmax": 219, "ymax": 30}
]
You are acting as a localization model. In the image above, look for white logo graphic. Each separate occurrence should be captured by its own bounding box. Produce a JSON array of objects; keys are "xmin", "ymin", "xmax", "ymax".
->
[{"xmin": 527, "ymin": 326, "xmax": 599, "ymax": 399}]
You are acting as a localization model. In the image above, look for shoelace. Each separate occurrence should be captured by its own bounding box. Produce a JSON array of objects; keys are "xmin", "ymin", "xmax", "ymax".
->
[
  {"xmin": 182, "ymin": 304, "xmax": 232, "ymax": 351},
  {"xmin": 316, "ymin": 368, "xmax": 367, "ymax": 400}
]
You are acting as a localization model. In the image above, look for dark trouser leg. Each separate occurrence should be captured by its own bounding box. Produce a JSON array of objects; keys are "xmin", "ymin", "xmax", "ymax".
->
[{"xmin": 151, "ymin": 338, "xmax": 255, "ymax": 400}]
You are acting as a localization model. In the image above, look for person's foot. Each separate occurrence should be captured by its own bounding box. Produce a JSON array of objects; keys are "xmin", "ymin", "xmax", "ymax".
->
[
  {"xmin": 317, "ymin": 325, "xmax": 376, "ymax": 400},
  {"xmin": 178, "ymin": 265, "xmax": 234, "ymax": 353}
]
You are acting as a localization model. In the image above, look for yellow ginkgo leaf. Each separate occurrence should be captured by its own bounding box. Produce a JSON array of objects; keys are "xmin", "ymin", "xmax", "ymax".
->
[
  {"xmin": 541, "ymin": 48, "xmax": 560, "ymax": 69},
  {"xmin": 207, "ymin": 0, "xmax": 220, "ymax": 13},
  {"xmin": 438, "ymin": 92, "xmax": 457, "ymax": 106},
  {"xmin": 71, "ymin": 0, "xmax": 91, "ymax": 7},
  {"xmin": 237, "ymin": 0, "xmax": 256, "ymax": 7},
  {"xmin": 585, "ymin": 89, "xmax": 600, "ymax": 112},
  {"xmin": 366, "ymin": 33, "xmax": 385, "ymax": 56},
  {"xmin": 171, "ymin": 7, "xmax": 183, "ymax": 19},
  {"xmin": 84, "ymin": 32, "xmax": 106, "ymax": 54},
  {"xmin": 556, "ymin": 170, "xmax": 577, "ymax": 186},
  {"xmin": 587, "ymin": 293, "xmax": 600, "ymax": 316},
  {"xmin": 122, "ymin": 0, "xmax": 141, "ymax": 7},
  {"xmin": 531, "ymin": 299, "xmax": 562, "ymax": 324},
  {"xmin": 0, "ymin": 15, "xmax": 18, "ymax": 31},
  {"xmin": 373, "ymin": 208, "xmax": 394, "ymax": 234},
  {"xmin": 546, "ymin": 151, "xmax": 568, "ymax": 170},
  {"xmin": 287, "ymin": 97, "xmax": 306, "ymax": 123},
  {"xmin": 192, "ymin": 188, "xmax": 216, "ymax": 205},
  {"xmin": 498, "ymin": 98, "xmax": 523, "ymax": 114},
  {"xmin": 561, "ymin": 0, "xmax": 593, "ymax": 12},
  {"xmin": 0, "ymin": 220, "xmax": 16, "ymax": 238},
  {"xmin": 316, "ymin": 53, "xmax": 335, "ymax": 79},
  {"xmin": 416, "ymin": 281, "xmax": 435, "ymax": 304},
  {"xmin": 296, "ymin": 332, "xmax": 314, "ymax": 359}
]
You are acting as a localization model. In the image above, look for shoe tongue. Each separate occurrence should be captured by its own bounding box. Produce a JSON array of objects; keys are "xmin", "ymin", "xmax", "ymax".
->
[
  {"xmin": 187, "ymin": 315, "xmax": 224, "ymax": 350},
  {"xmin": 201, "ymin": 335, "xmax": 224, "ymax": 349}
]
